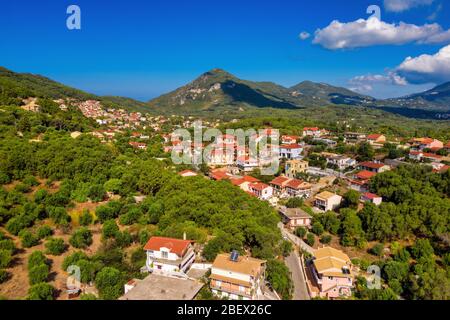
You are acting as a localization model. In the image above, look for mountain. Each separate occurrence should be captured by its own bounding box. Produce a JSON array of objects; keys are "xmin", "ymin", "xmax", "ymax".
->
[
  {"xmin": 147, "ymin": 68, "xmax": 376, "ymax": 115},
  {"xmin": 147, "ymin": 68, "xmax": 303, "ymax": 114},
  {"xmin": 289, "ymin": 81, "xmax": 375, "ymax": 106},
  {"xmin": 374, "ymin": 82, "xmax": 450, "ymax": 119},
  {"xmin": 382, "ymin": 82, "xmax": 450, "ymax": 112},
  {"xmin": 0, "ymin": 67, "xmax": 149, "ymax": 113}
]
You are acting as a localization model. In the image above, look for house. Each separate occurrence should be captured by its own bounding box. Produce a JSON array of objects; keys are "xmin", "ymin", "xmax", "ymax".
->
[
  {"xmin": 120, "ymin": 274, "xmax": 203, "ymax": 300},
  {"xmin": 285, "ymin": 179, "xmax": 312, "ymax": 198},
  {"xmin": 178, "ymin": 170, "xmax": 198, "ymax": 177},
  {"xmin": 210, "ymin": 252, "xmax": 266, "ymax": 300},
  {"xmin": 281, "ymin": 135, "xmax": 300, "ymax": 144},
  {"xmin": 270, "ymin": 176, "xmax": 291, "ymax": 196},
  {"xmin": 285, "ymin": 159, "xmax": 309, "ymax": 178},
  {"xmin": 144, "ymin": 236, "xmax": 196, "ymax": 275},
  {"xmin": 206, "ymin": 148, "xmax": 235, "ymax": 166},
  {"xmin": 307, "ymin": 247, "xmax": 354, "ymax": 299},
  {"xmin": 367, "ymin": 134, "xmax": 386, "ymax": 145},
  {"xmin": 279, "ymin": 144, "xmax": 303, "ymax": 159},
  {"xmin": 344, "ymin": 132, "xmax": 366, "ymax": 142},
  {"xmin": 314, "ymin": 191, "xmax": 342, "ymax": 212},
  {"xmin": 348, "ymin": 170, "xmax": 376, "ymax": 192},
  {"xmin": 236, "ymin": 156, "xmax": 259, "ymax": 172},
  {"xmin": 410, "ymin": 138, "xmax": 444, "ymax": 150},
  {"xmin": 278, "ymin": 207, "xmax": 312, "ymax": 229},
  {"xmin": 358, "ymin": 161, "xmax": 390, "ymax": 174},
  {"xmin": 248, "ymin": 182, "xmax": 273, "ymax": 200},
  {"xmin": 210, "ymin": 169, "xmax": 233, "ymax": 181},
  {"xmin": 230, "ymin": 176, "xmax": 260, "ymax": 192},
  {"xmin": 129, "ymin": 141, "xmax": 147, "ymax": 150},
  {"xmin": 303, "ymin": 127, "xmax": 324, "ymax": 137},
  {"xmin": 324, "ymin": 154, "xmax": 356, "ymax": 170},
  {"xmin": 409, "ymin": 151, "xmax": 444, "ymax": 163},
  {"xmin": 361, "ymin": 192, "xmax": 382, "ymax": 206}
]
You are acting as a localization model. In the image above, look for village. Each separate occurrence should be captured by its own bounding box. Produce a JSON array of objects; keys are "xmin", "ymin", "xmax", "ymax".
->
[{"xmin": 47, "ymin": 99, "xmax": 450, "ymax": 301}]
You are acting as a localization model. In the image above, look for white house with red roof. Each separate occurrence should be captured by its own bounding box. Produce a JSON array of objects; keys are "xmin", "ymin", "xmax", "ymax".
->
[
  {"xmin": 285, "ymin": 179, "xmax": 312, "ymax": 198},
  {"xmin": 361, "ymin": 192, "xmax": 382, "ymax": 206},
  {"xmin": 230, "ymin": 176, "xmax": 260, "ymax": 192},
  {"xmin": 303, "ymin": 127, "xmax": 324, "ymax": 137},
  {"xmin": 248, "ymin": 182, "xmax": 273, "ymax": 200},
  {"xmin": 410, "ymin": 138, "xmax": 444, "ymax": 150},
  {"xmin": 348, "ymin": 170, "xmax": 377, "ymax": 192},
  {"xmin": 281, "ymin": 135, "xmax": 301, "ymax": 144},
  {"xmin": 279, "ymin": 144, "xmax": 303, "ymax": 159},
  {"xmin": 144, "ymin": 236, "xmax": 196, "ymax": 275},
  {"xmin": 270, "ymin": 176, "xmax": 292, "ymax": 196}
]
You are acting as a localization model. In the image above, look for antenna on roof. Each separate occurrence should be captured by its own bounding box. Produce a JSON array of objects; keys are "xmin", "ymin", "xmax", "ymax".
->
[{"xmin": 230, "ymin": 250, "xmax": 239, "ymax": 262}]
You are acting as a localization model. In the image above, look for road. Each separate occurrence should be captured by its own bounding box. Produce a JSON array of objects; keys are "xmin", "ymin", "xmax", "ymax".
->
[
  {"xmin": 278, "ymin": 223, "xmax": 311, "ymax": 300},
  {"xmin": 278, "ymin": 222, "xmax": 315, "ymax": 255},
  {"xmin": 285, "ymin": 250, "xmax": 310, "ymax": 300}
]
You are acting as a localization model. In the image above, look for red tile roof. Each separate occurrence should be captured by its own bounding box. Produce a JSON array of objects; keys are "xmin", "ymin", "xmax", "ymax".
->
[
  {"xmin": 285, "ymin": 179, "xmax": 304, "ymax": 190},
  {"xmin": 367, "ymin": 134, "xmax": 383, "ymax": 140},
  {"xmin": 249, "ymin": 182, "xmax": 270, "ymax": 191},
  {"xmin": 280, "ymin": 144, "xmax": 302, "ymax": 149},
  {"xmin": 144, "ymin": 237, "xmax": 192, "ymax": 256},
  {"xmin": 362, "ymin": 192, "xmax": 381, "ymax": 200},
  {"xmin": 303, "ymin": 127, "xmax": 319, "ymax": 131},
  {"xmin": 356, "ymin": 170, "xmax": 377, "ymax": 180},
  {"xmin": 360, "ymin": 162, "xmax": 385, "ymax": 169},
  {"xmin": 270, "ymin": 176, "xmax": 290, "ymax": 186}
]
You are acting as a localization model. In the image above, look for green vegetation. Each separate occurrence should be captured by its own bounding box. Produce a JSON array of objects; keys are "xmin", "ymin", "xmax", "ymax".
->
[{"xmin": 266, "ymin": 259, "xmax": 293, "ymax": 300}]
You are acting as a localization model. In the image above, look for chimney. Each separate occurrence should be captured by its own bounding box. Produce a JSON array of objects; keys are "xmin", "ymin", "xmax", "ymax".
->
[{"xmin": 183, "ymin": 232, "xmax": 187, "ymax": 240}]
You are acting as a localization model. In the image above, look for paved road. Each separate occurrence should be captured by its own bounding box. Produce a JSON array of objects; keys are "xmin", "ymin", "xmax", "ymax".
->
[
  {"xmin": 278, "ymin": 222, "xmax": 315, "ymax": 255},
  {"xmin": 285, "ymin": 250, "xmax": 310, "ymax": 300},
  {"xmin": 278, "ymin": 223, "xmax": 311, "ymax": 300}
]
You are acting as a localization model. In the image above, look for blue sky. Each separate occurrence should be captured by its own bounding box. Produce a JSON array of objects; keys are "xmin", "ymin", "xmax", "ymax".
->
[{"xmin": 1, "ymin": 0, "xmax": 449, "ymax": 100}]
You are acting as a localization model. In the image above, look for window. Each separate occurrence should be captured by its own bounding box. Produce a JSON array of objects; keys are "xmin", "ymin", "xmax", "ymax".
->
[
  {"xmin": 216, "ymin": 280, "xmax": 222, "ymax": 287},
  {"xmin": 161, "ymin": 251, "xmax": 168, "ymax": 259}
]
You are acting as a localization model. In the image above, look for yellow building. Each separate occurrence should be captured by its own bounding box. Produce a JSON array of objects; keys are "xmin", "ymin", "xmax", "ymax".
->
[{"xmin": 285, "ymin": 159, "xmax": 309, "ymax": 178}]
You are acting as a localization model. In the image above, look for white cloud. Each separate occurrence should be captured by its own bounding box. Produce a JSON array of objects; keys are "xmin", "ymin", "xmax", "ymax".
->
[
  {"xmin": 313, "ymin": 17, "xmax": 450, "ymax": 50},
  {"xmin": 384, "ymin": 0, "xmax": 434, "ymax": 12},
  {"xmin": 349, "ymin": 72, "xmax": 407, "ymax": 92},
  {"xmin": 396, "ymin": 44, "xmax": 450, "ymax": 84},
  {"xmin": 299, "ymin": 32, "xmax": 311, "ymax": 40}
]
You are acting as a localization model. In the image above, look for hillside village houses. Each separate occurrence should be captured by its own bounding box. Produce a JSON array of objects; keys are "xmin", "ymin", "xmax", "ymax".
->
[
  {"xmin": 144, "ymin": 236, "xmax": 196, "ymax": 275},
  {"xmin": 306, "ymin": 247, "xmax": 354, "ymax": 299},
  {"xmin": 52, "ymin": 100, "xmax": 450, "ymax": 300},
  {"xmin": 210, "ymin": 252, "xmax": 266, "ymax": 300},
  {"xmin": 314, "ymin": 191, "xmax": 342, "ymax": 212},
  {"xmin": 285, "ymin": 159, "xmax": 309, "ymax": 178}
]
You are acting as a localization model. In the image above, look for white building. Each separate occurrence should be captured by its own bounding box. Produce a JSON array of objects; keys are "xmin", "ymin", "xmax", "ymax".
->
[
  {"xmin": 279, "ymin": 144, "xmax": 303, "ymax": 160},
  {"xmin": 144, "ymin": 236, "xmax": 196, "ymax": 275},
  {"xmin": 314, "ymin": 191, "xmax": 342, "ymax": 212}
]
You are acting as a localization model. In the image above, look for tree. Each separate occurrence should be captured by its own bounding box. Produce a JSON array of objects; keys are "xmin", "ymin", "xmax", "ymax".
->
[
  {"xmin": 318, "ymin": 211, "xmax": 341, "ymax": 235},
  {"xmin": 295, "ymin": 226, "xmax": 307, "ymax": 238},
  {"xmin": 79, "ymin": 209, "xmax": 93, "ymax": 226},
  {"xmin": 28, "ymin": 251, "xmax": 47, "ymax": 269},
  {"xmin": 339, "ymin": 209, "xmax": 365, "ymax": 247},
  {"xmin": 319, "ymin": 234, "xmax": 332, "ymax": 244},
  {"xmin": 80, "ymin": 293, "xmax": 98, "ymax": 300},
  {"xmin": 202, "ymin": 231, "xmax": 243, "ymax": 262},
  {"xmin": 306, "ymin": 233, "xmax": 315, "ymax": 246},
  {"xmin": 411, "ymin": 239, "xmax": 434, "ymax": 260},
  {"xmin": 95, "ymin": 267, "xmax": 124, "ymax": 300},
  {"xmin": 69, "ymin": 227, "xmax": 93, "ymax": 249},
  {"xmin": 19, "ymin": 230, "xmax": 39, "ymax": 248},
  {"xmin": 102, "ymin": 219, "xmax": 119, "ymax": 239},
  {"xmin": 104, "ymin": 178, "xmax": 121, "ymax": 194},
  {"xmin": 27, "ymin": 283, "xmax": 54, "ymax": 300},
  {"xmin": 45, "ymin": 238, "xmax": 66, "ymax": 255},
  {"xmin": 280, "ymin": 240, "xmax": 293, "ymax": 257},
  {"xmin": 357, "ymin": 142, "xmax": 374, "ymax": 161},
  {"xmin": 343, "ymin": 190, "xmax": 360, "ymax": 209},
  {"xmin": 370, "ymin": 243, "xmax": 384, "ymax": 257},
  {"xmin": 0, "ymin": 249, "xmax": 12, "ymax": 268},
  {"xmin": 266, "ymin": 259, "xmax": 293, "ymax": 300},
  {"xmin": 29, "ymin": 264, "xmax": 49, "ymax": 285},
  {"xmin": 37, "ymin": 225, "xmax": 53, "ymax": 239},
  {"xmin": 286, "ymin": 197, "xmax": 303, "ymax": 208},
  {"xmin": 311, "ymin": 221, "xmax": 324, "ymax": 236}
]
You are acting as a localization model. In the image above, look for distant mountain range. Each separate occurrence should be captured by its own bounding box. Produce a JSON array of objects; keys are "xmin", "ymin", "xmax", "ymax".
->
[{"xmin": 1, "ymin": 66, "xmax": 449, "ymax": 120}]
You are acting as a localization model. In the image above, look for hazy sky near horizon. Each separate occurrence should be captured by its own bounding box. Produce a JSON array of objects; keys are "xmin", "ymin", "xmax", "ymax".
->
[{"xmin": 1, "ymin": 0, "xmax": 449, "ymax": 100}]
